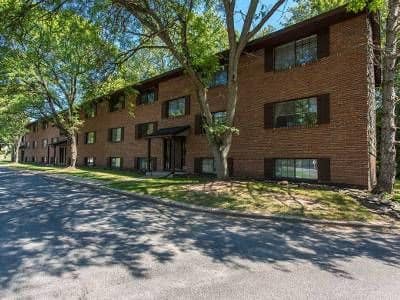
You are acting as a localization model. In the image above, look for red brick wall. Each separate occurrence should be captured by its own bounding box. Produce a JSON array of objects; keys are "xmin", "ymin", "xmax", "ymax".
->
[{"xmin": 21, "ymin": 13, "xmax": 373, "ymax": 188}]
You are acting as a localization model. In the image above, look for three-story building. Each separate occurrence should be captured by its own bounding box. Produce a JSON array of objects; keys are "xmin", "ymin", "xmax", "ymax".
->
[{"xmin": 20, "ymin": 7, "xmax": 380, "ymax": 189}]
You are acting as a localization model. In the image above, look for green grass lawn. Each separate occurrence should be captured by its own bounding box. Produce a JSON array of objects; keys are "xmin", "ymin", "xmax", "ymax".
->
[
  {"xmin": 0, "ymin": 161, "xmax": 391, "ymax": 223},
  {"xmin": 393, "ymin": 180, "xmax": 400, "ymax": 204}
]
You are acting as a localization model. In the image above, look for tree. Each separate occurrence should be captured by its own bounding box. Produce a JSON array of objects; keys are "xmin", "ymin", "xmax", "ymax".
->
[
  {"xmin": 112, "ymin": 0, "xmax": 287, "ymax": 178},
  {"xmin": 0, "ymin": 96, "xmax": 30, "ymax": 163},
  {"xmin": 0, "ymin": 8, "xmax": 120, "ymax": 168},
  {"xmin": 281, "ymin": 0, "xmax": 345, "ymax": 27}
]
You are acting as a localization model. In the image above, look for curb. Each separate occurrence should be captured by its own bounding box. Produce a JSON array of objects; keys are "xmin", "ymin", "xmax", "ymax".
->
[{"xmin": 12, "ymin": 167, "xmax": 400, "ymax": 230}]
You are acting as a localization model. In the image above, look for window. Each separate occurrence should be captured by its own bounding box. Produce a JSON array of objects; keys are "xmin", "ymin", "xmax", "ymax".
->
[
  {"xmin": 85, "ymin": 132, "xmax": 96, "ymax": 144},
  {"xmin": 110, "ymin": 127, "xmax": 123, "ymax": 143},
  {"xmin": 109, "ymin": 94, "xmax": 126, "ymax": 112},
  {"xmin": 85, "ymin": 157, "xmax": 95, "ymax": 167},
  {"xmin": 167, "ymin": 97, "xmax": 186, "ymax": 118},
  {"xmin": 85, "ymin": 103, "xmax": 97, "ymax": 118},
  {"xmin": 201, "ymin": 158, "xmax": 216, "ymax": 174},
  {"xmin": 275, "ymin": 159, "xmax": 318, "ymax": 180},
  {"xmin": 274, "ymin": 97, "xmax": 317, "ymax": 128},
  {"xmin": 212, "ymin": 111, "xmax": 227, "ymax": 124},
  {"xmin": 209, "ymin": 67, "xmax": 228, "ymax": 88},
  {"xmin": 110, "ymin": 157, "xmax": 122, "ymax": 169},
  {"xmin": 197, "ymin": 111, "xmax": 227, "ymax": 135},
  {"xmin": 42, "ymin": 139, "xmax": 48, "ymax": 148},
  {"xmin": 136, "ymin": 122, "xmax": 157, "ymax": 139},
  {"xmin": 139, "ymin": 89, "xmax": 157, "ymax": 105},
  {"xmin": 274, "ymin": 35, "xmax": 317, "ymax": 71},
  {"xmin": 32, "ymin": 141, "xmax": 37, "ymax": 149},
  {"xmin": 51, "ymin": 137, "xmax": 58, "ymax": 144}
]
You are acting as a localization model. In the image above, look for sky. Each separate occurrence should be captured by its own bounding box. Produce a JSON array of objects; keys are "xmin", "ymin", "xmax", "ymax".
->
[{"xmin": 234, "ymin": 0, "xmax": 295, "ymax": 31}]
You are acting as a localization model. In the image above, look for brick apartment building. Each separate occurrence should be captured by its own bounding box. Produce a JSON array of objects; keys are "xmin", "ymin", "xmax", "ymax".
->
[{"xmin": 19, "ymin": 8, "xmax": 380, "ymax": 189}]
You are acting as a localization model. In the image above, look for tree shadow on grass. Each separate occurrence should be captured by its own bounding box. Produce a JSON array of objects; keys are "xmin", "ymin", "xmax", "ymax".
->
[{"xmin": 0, "ymin": 167, "xmax": 400, "ymax": 292}]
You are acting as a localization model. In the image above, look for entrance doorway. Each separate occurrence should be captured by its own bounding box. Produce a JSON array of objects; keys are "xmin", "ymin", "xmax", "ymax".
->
[
  {"xmin": 59, "ymin": 147, "xmax": 67, "ymax": 165},
  {"xmin": 163, "ymin": 137, "xmax": 186, "ymax": 171}
]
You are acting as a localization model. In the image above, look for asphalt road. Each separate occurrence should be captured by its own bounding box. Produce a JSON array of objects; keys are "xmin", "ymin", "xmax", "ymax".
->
[{"xmin": 0, "ymin": 167, "xmax": 399, "ymax": 300}]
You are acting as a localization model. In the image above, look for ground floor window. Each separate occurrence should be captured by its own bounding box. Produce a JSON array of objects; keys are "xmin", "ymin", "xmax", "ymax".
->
[
  {"xmin": 201, "ymin": 158, "xmax": 216, "ymax": 174},
  {"xmin": 136, "ymin": 157, "xmax": 156, "ymax": 171},
  {"xmin": 110, "ymin": 157, "xmax": 122, "ymax": 169},
  {"xmin": 85, "ymin": 157, "xmax": 96, "ymax": 167},
  {"xmin": 275, "ymin": 159, "xmax": 318, "ymax": 180}
]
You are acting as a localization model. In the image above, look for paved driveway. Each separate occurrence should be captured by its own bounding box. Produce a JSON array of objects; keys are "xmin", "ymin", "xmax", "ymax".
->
[{"xmin": 0, "ymin": 167, "xmax": 399, "ymax": 299}]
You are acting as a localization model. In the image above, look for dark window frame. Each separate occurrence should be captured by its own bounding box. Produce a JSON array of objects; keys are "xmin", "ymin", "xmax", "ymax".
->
[
  {"xmin": 273, "ymin": 97, "xmax": 317, "ymax": 128},
  {"xmin": 85, "ymin": 103, "xmax": 97, "ymax": 118},
  {"xmin": 209, "ymin": 66, "xmax": 228, "ymax": 88},
  {"xmin": 264, "ymin": 94, "xmax": 330, "ymax": 129},
  {"xmin": 109, "ymin": 93, "xmax": 126, "ymax": 112},
  {"xmin": 274, "ymin": 158, "xmax": 319, "ymax": 181},
  {"xmin": 273, "ymin": 34, "xmax": 318, "ymax": 71},
  {"xmin": 163, "ymin": 96, "xmax": 190, "ymax": 119},
  {"xmin": 135, "ymin": 122, "xmax": 157, "ymax": 139},
  {"xmin": 196, "ymin": 111, "xmax": 227, "ymax": 135},
  {"xmin": 138, "ymin": 88, "xmax": 158, "ymax": 105},
  {"xmin": 85, "ymin": 131, "xmax": 96, "ymax": 144},
  {"xmin": 84, "ymin": 157, "xmax": 96, "ymax": 167},
  {"xmin": 109, "ymin": 157, "xmax": 122, "ymax": 169},
  {"xmin": 109, "ymin": 127, "xmax": 124, "ymax": 143}
]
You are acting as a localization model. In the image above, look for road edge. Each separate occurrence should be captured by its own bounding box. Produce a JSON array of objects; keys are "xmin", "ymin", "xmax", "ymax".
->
[{"xmin": 7, "ymin": 166, "xmax": 400, "ymax": 230}]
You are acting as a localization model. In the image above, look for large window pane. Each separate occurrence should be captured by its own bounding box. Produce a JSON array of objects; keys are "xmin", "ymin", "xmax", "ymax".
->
[
  {"xmin": 274, "ymin": 41, "xmax": 295, "ymax": 71},
  {"xmin": 111, "ymin": 157, "xmax": 121, "ymax": 168},
  {"xmin": 209, "ymin": 67, "xmax": 228, "ymax": 87},
  {"xmin": 275, "ymin": 159, "xmax": 318, "ymax": 180},
  {"xmin": 274, "ymin": 97, "xmax": 317, "ymax": 128},
  {"xmin": 141, "ymin": 90, "xmax": 156, "ymax": 104},
  {"xmin": 201, "ymin": 159, "xmax": 216, "ymax": 174},
  {"xmin": 295, "ymin": 35, "xmax": 317, "ymax": 65},
  {"xmin": 112, "ymin": 128, "xmax": 122, "ymax": 142},
  {"xmin": 168, "ymin": 98, "xmax": 186, "ymax": 117}
]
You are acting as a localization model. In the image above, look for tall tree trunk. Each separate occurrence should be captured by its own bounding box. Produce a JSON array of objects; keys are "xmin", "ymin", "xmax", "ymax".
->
[
  {"xmin": 14, "ymin": 136, "xmax": 22, "ymax": 164},
  {"xmin": 367, "ymin": 14, "xmax": 378, "ymax": 190},
  {"xmin": 197, "ymin": 88, "xmax": 232, "ymax": 179},
  {"xmin": 377, "ymin": 0, "xmax": 400, "ymax": 193},
  {"xmin": 69, "ymin": 134, "xmax": 77, "ymax": 168},
  {"xmin": 212, "ymin": 134, "xmax": 232, "ymax": 179}
]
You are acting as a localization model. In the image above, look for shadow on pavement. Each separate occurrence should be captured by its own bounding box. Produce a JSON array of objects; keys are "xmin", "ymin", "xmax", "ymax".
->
[{"xmin": 0, "ymin": 167, "xmax": 399, "ymax": 290}]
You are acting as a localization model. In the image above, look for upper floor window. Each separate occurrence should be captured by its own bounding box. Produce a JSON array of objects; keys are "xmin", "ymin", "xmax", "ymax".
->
[
  {"xmin": 85, "ymin": 103, "xmax": 97, "ymax": 118},
  {"xmin": 42, "ymin": 121, "xmax": 48, "ymax": 130},
  {"xmin": 109, "ymin": 127, "xmax": 124, "ymax": 143},
  {"xmin": 85, "ymin": 132, "xmax": 96, "ymax": 144},
  {"xmin": 274, "ymin": 35, "xmax": 317, "ymax": 71},
  {"xmin": 109, "ymin": 94, "xmax": 126, "ymax": 112},
  {"xmin": 51, "ymin": 137, "xmax": 59, "ymax": 144},
  {"xmin": 163, "ymin": 96, "xmax": 189, "ymax": 118},
  {"xmin": 136, "ymin": 122, "xmax": 157, "ymax": 139},
  {"xmin": 42, "ymin": 139, "xmax": 48, "ymax": 148},
  {"xmin": 209, "ymin": 67, "xmax": 228, "ymax": 88},
  {"xmin": 196, "ymin": 111, "xmax": 227, "ymax": 135},
  {"xmin": 275, "ymin": 159, "xmax": 318, "ymax": 180},
  {"xmin": 274, "ymin": 97, "xmax": 317, "ymax": 128},
  {"xmin": 138, "ymin": 89, "xmax": 157, "ymax": 105}
]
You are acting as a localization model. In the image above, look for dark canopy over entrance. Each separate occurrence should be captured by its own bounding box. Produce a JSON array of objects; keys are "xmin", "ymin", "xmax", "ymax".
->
[{"xmin": 145, "ymin": 125, "xmax": 190, "ymax": 173}]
